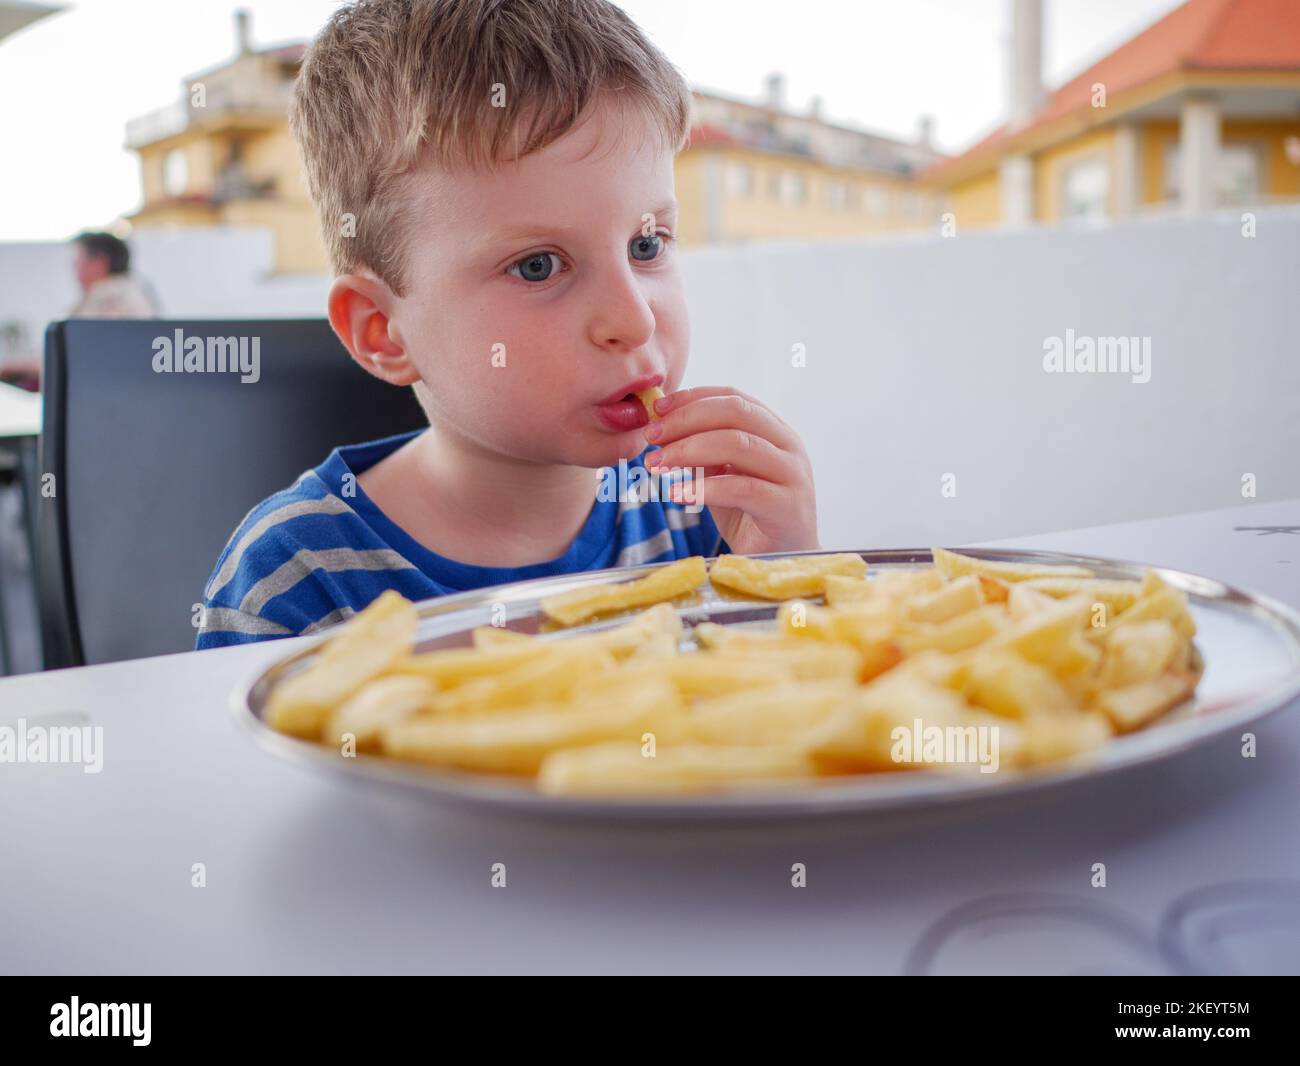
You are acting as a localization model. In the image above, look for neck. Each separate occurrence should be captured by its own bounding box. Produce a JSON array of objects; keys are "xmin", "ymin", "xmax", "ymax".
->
[{"xmin": 413, "ymin": 421, "xmax": 603, "ymax": 562}]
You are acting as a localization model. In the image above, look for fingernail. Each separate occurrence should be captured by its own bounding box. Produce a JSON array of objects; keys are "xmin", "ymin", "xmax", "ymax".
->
[
  {"xmin": 644, "ymin": 421, "xmax": 662, "ymax": 442},
  {"xmin": 654, "ymin": 395, "xmax": 671, "ymax": 414},
  {"xmin": 645, "ymin": 450, "xmax": 662, "ymax": 469}
]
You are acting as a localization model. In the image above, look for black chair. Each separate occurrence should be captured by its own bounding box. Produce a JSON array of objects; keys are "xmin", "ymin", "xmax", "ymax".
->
[{"xmin": 37, "ymin": 319, "xmax": 427, "ymax": 668}]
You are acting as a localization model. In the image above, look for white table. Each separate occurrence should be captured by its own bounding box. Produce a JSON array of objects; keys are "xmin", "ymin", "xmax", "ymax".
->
[
  {"xmin": 0, "ymin": 381, "xmax": 40, "ymax": 440},
  {"xmin": 2, "ymin": 498, "xmax": 1298, "ymax": 975},
  {"xmin": 0, "ymin": 382, "xmax": 41, "ymax": 675}
]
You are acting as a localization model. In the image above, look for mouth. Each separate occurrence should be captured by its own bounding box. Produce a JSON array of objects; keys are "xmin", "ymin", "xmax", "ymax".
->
[
  {"xmin": 598, "ymin": 373, "xmax": 664, "ymax": 407},
  {"xmin": 594, "ymin": 374, "xmax": 664, "ymax": 433},
  {"xmin": 595, "ymin": 394, "xmax": 651, "ymax": 432}
]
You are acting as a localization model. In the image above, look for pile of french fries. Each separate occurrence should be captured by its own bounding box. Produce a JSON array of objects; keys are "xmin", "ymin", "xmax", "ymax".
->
[{"xmin": 262, "ymin": 548, "xmax": 1201, "ymax": 796}]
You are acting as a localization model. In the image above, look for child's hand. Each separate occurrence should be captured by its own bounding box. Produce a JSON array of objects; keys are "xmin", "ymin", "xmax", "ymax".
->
[{"xmin": 643, "ymin": 386, "xmax": 820, "ymax": 555}]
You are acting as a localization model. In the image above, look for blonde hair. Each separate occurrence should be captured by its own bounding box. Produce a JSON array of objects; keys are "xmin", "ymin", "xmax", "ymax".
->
[{"xmin": 290, "ymin": 0, "xmax": 692, "ymax": 295}]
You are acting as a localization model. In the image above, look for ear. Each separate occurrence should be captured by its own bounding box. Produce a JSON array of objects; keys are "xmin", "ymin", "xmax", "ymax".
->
[{"xmin": 327, "ymin": 273, "xmax": 423, "ymax": 387}]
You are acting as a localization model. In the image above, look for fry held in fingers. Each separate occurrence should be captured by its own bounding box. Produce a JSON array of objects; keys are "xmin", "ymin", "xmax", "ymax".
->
[{"xmin": 635, "ymin": 385, "xmax": 665, "ymax": 421}]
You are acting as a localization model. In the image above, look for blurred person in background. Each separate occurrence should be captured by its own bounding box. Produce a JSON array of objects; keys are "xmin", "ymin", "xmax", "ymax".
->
[
  {"xmin": 0, "ymin": 230, "xmax": 161, "ymax": 391},
  {"xmin": 69, "ymin": 231, "xmax": 160, "ymax": 318}
]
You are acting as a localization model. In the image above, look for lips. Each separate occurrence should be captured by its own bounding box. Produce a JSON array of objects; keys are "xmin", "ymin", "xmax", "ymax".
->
[
  {"xmin": 595, "ymin": 373, "xmax": 663, "ymax": 432},
  {"xmin": 595, "ymin": 396, "xmax": 652, "ymax": 432},
  {"xmin": 599, "ymin": 373, "xmax": 663, "ymax": 407}
]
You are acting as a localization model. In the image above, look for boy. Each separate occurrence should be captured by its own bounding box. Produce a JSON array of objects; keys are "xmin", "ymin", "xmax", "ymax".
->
[{"xmin": 197, "ymin": 0, "xmax": 819, "ymax": 648}]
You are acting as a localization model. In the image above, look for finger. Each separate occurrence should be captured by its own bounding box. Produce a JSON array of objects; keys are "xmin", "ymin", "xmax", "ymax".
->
[
  {"xmin": 657, "ymin": 386, "xmax": 795, "ymax": 434},
  {"xmin": 644, "ymin": 447, "xmax": 728, "ymax": 479},
  {"xmin": 646, "ymin": 428, "xmax": 797, "ymax": 485},
  {"xmin": 650, "ymin": 461, "xmax": 731, "ymax": 480},
  {"xmin": 668, "ymin": 473, "xmax": 787, "ymax": 518},
  {"xmin": 655, "ymin": 385, "xmax": 764, "ymax": 417},
  {"xmin": 649, "ymin": 393, "xmax": 797, "ymax": 452}
]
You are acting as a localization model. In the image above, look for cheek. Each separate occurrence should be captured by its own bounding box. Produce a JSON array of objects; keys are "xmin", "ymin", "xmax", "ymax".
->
[
  {"xmin": 415, "ymin": 296, "xmax": 582, "ymax": 423},
  {"xmin": 652, "ymin": 276, "xmax": 690, "ymax": 379},
  {"xmin": 475, "ymin": 303, "xmax": 582, "ymax": 398}
]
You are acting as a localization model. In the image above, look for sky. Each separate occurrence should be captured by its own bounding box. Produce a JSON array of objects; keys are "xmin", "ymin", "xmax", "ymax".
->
[{"xmin": 0, "ymin": 0, "xmax": 1186, "ymax": 241}]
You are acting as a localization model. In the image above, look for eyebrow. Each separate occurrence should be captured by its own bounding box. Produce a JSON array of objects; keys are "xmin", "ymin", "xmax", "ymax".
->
[{"xmin": 482, "ymin": 202, "xmax": 678, "ymax": 247}]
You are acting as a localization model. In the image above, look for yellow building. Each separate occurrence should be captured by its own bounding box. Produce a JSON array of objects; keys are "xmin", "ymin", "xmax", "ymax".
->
[
  {"xmin": 125, "ymin": 17, "xmax": 944, "ymax": 274},
  {"xmin": 677, "ymin": 80, "xmax": 943, "ymax": 245},
  {"xmin": 126, "ymin": 14, "xmax": 322, "ymax": 274},
  {"xmin": 926, "ymin": 0, "xmax": 1300, "ymax": 228}
]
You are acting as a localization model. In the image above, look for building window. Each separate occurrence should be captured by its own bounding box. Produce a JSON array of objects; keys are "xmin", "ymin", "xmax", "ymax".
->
[
  {"xmin": 902, "ymin": 191, "xmax": 921, "ymax": 219},
  {"xmin": 163, "ymin": 148, "xmax": 188, "ymax": 198},
  {"xmin": 864, "ymin": 185, "xmax": 888, "ymax": 217},
  {"xmin": 822, "ymin": 179, "xmax": 847, "ymax": 209},
  {"xmin": 780, "ymin": 171, "xmax": 807, "ymax": 204},
  {"xmin": 728, "ymin": 163, "xmax": 754, "ymax": 198},
  {"xmin": 1163, "ymin": 142, "xmax": 1262, "ymax": 205},
  {"xmin": 1218, "ymin": 145, "xmax": 1262, "ymax": 204},
  {"xmin": 1061, "ymin": 155, "xmax": 1110, "ymax": 221},
  {"xmin": 767, "ymin": 167, "xmax": 783, "ymax": 200}
]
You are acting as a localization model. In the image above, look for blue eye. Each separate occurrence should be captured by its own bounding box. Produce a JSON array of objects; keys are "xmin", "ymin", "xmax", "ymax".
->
[
  {"xmin": 509, "ymin": 252, "xmax": 562, "ymax": 283},
  {"xmin": 629, "ymin": 232, "xmax": 664, "ymax": 262}
]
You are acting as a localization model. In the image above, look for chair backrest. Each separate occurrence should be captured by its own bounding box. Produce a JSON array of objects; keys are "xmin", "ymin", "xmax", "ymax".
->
[{"xmin": 37, "ymin": 319, "xmax": 427, "ymax": 668}]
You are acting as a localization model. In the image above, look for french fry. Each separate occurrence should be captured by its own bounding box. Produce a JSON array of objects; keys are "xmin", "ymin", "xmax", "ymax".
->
[
  {"xmin": 584, "ymin": 602, "xmax": 683, "ymax": 656},
  {"xmin": 824, "ymin": 573, "xmax": 874, "ymax": 606},
  {"xmin": 324, "ymin": 675, "xmax": 437, "ymax": 751},
  {"xmin": 688, "ymin": 621, "xmax": 866, "ymax": 679},
  {"xmin": 900, "ymin": 604, "xmax": 1006, "ymax": 655},
  {"xmin": 770, "ymin": 642, "xmax": 867, "ymax": 681},
  {"xmin": 907, "ymin": 575, "xmax": 985, "ymax": 623},
  {"xmin": 1019, "ymin": 577, "xmax": 1140, "ymax": 616},
  {"xmin": 977, "ymin": 575, "xmax": 1011, "ymax": 604},
  {"xmin": 432, "ymin": 644, "xmax": 616, "ymax": 714},
  {"xmin": 635, "ymin": 386, "xmax": 665, "ymax": 421},
  {"xmin": 776, "ymin": 599, "xmax": 896, "ymax": 644},
  {"xmin": 265, "ymin": 549, "xmax": 1204, "ymax": 795},
  {"xmin": 1093, "ymin": 667, "xmax": 1199, "ymax": 733},
  {"xmin": 540, "ymin": 556, "xmax": 707, "ymax": 626},
  {"xmin": 931, "ymin": 546, "xmax": 1093, "ymax": 583},
  {"xmin": 690, "ymin": 679, "xmax": 857, "ymax": 745},
  {"xmin": 709, "ymin": 552, "xmax": 867, "ymax": 600},
  {"xmin": 691, "ymin": 622, "xmax": 798, "ymax": 650},
  {"xmin": 1007, "ymin": 583, "xmax": 1057, "ymax": 620},
  {"xmin": 630, "ymin": 632, "xmax": 681, "ymax": 659},
  {"xmin": 265, "ymin": 590, "xmax": 417, "ymax": 738},
  {"xmin": 872, "ymin": 569, "xmax": 945, "ymax": 601},
  {"xmin": 393, "ymin": 639, "xmax": 551, "ymax": 686},
  {"xmin": 569, "ymin": 654, "xmax": 794, "ymax": 702},
  {"xmin": 1098, "ymin": 620, "xmax": 1182, "ymax": 688},
  {"xmin": 961, "ymin": 650, "xmax": 1073, "ymax": 719},
  {"xmin": 805, "ymin": 673, "xmax": 973, "ymax": 772},
  {"xmin": 471, "ymin": 626, "xmax": 534, "ymax": 648},
  {"xmin": 383, "ymin": 679, "xmax": 685, "ymax": 774},
  {"xmin": 468, "ymin": 602, "xmax": 682, "ymax": 662},
  {"xmin": 1109, "ymin": 570, "xmax": 1197, "ymax": 639},
  {"xmin": 774, "ymin": 601, "xmax": 902, "ymax": 681},
  {"xmin": 987, "ymin": 594, "xmax": 1092, "ymax": 672}
]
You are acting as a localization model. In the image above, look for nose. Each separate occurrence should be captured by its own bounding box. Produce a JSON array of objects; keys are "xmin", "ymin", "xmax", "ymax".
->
[{"xmin": 586, "ymin": 260, "xmax": 656, "ymax": 354}]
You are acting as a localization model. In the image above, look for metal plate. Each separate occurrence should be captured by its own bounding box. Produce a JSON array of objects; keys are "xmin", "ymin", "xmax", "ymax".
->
[{"xmin": 231, "ymin": 549, "xmax": 1300, "ymax": 822}]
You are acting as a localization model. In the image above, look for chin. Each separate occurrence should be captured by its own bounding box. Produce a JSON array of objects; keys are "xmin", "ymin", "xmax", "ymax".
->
[{"xmin": 577, "ymin": 432, "xmax": 648, "ymax": 469}]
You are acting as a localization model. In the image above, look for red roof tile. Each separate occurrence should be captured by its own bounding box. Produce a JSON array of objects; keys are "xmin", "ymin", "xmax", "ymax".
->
[{"xmin": 925, "ymin": 0, "xmax": 1300, "ymax": 183}]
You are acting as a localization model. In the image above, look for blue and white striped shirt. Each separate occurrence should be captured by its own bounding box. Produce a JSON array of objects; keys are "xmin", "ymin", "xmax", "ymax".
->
[{"xmin": 197, "ymin": 430, "xmax": 730, "ymax": 648}]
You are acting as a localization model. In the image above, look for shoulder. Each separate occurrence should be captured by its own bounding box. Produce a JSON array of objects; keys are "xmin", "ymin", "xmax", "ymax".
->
[
  {"xmin": 80, "ymin": 275, "xmax": 155, "ymax": 317},
  {"xmin": 196, "ymin": 469, "xmax": 416, "ymax": 648},
  {"xmin": 203, "ymin": 470, "xmax": 357, "ymax": 600}
]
